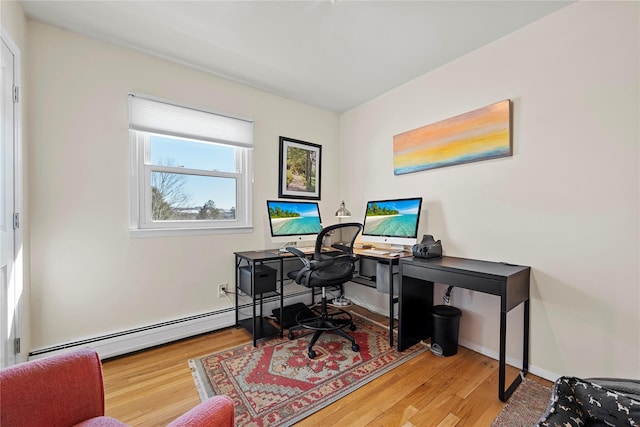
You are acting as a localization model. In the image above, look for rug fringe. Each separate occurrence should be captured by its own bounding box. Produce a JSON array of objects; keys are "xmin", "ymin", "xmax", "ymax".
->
[
  {"xmin": 491, "ymin": 378, "xmax": 551, "ymax": 426},
  {"xmin": 188, "ymin": 358, "xmax": 215, "ymax": 402}
]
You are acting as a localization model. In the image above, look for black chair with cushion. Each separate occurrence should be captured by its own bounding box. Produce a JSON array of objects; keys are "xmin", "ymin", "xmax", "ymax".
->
[
  {"xmin": 286, "ymin": 222, "xmax": 363, "ymax": 359},
  {"xmin": 536, "ymin": 376, "xmax": 640, "ymax": 426}
]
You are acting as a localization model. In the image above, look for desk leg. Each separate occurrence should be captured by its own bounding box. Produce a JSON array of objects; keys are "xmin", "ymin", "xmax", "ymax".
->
[
  {"xmin": 388, "ymin": 258, "xmax": 394, "ymax": 347},
  {"xmin": 251, "ymin": 261, "xmax": 257, "ymax": 347},
  {"xmin": 398, "ymin": 275, "xmax": 433, "ymax": 351},
  {"xmin": 524, "ymin": 299, "xmax": 530, "ymax": 374},
  {"xmin": 235, "ymin": 256, "xmax": 240, "ymax": 327},
  {"xmin": 498, "ymin": 298, "xmax": 530, "ymax": 402},
  {"xmin": 279, "ymin": 258, "xmax": 284, "ymax": 338}
]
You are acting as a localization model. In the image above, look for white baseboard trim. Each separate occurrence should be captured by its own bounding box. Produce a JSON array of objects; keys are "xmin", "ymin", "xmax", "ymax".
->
[
  {"xmin": 458, "ymin": 338, "xmax": 560, "ymax": 382},
  {"xmin": 29, "ymin": 292, "xmax": 313, "ymax": 361},
  {"xmin": 337, "ymin": 290, "xmax": 561, "ymax": 384},
  {"xmin": 29, "ymin": 309, "xmax": 236, "ymax": 361},
  {"xmin": 29, "ymin": 293, "xmax": 560, "ymax": 384}
]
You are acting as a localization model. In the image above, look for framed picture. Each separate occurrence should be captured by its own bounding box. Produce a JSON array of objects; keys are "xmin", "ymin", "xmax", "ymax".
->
[{"xmin": 278, "ymin": 136, "xmax": 321, "ymax": 200}]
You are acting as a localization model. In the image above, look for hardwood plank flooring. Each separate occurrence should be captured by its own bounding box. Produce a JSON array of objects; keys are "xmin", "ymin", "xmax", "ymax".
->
[{"xmin": 102, "ymin": 306, "xmax": 551, "ymax": 426}]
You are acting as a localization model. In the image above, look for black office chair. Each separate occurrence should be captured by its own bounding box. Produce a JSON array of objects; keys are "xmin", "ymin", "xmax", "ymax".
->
[{"xmin": 286, "ymin": 222, "xmax": 363, "ymax": 359}]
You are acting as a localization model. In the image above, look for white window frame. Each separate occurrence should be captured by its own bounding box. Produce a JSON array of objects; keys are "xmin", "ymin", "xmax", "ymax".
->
[{"xmin": 128, "ymin": 94, "xmax": 253, "ymax": 237}]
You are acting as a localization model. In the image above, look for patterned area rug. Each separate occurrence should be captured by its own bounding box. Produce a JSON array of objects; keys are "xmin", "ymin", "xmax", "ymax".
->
[
  {"xmin": 189, "ymin": 314, "xmax": 427, "ymax": 426},
  {"xmin": 491, "ymin": 378, "xmax": 552, "ymax": 426}
]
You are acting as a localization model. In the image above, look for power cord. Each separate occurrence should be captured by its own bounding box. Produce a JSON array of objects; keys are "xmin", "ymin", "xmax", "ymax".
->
[
  {"xmin": 443, "ymin": 285, "xmax": 454, "ymax": 305},
  {"xmin": 329, "ymin": 294, "xmax": 352, "ymax": 307}
]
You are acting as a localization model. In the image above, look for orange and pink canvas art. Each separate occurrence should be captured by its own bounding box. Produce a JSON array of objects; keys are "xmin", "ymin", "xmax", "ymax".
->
[{"xmin": 393, "ymin": 100, "xmax": 512, "ymax": 175}]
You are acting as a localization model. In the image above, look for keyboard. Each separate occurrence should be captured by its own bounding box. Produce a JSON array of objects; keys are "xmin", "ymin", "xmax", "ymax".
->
[
  {"xmin": 278, "ymin": 246, "xmax": 315, "ymax": 254},
  {"xmin": 362, "ymin": 248, "xmax": 390, "ymax": 255}
]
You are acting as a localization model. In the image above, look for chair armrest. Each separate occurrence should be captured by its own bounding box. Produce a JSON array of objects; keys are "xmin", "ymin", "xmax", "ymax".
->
[
  {"xmin": 0, "ymin": 348, "xmax": 105, "ymax": 427},
  {"xmin": 285, "ymin": 246, "xmax": 306, "ymax": 258},
  {"xmin": 285, "ymin": 246, "xmax": 312, "ymax": 270},
  {"xmin": 167, "ymin": 396, "xmax": 234, "ymax": 427}
]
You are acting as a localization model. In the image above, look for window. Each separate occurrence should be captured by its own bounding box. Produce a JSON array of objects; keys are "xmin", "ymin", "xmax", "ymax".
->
[{"xmin": 129, "ymin": 94, "xmax": 253, "ymax": 236}]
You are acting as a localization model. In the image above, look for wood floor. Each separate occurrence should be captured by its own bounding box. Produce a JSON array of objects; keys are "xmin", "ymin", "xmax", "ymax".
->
[{"xmin": 102, "ymin": 306, "xmax": 551, "ymax": 426}]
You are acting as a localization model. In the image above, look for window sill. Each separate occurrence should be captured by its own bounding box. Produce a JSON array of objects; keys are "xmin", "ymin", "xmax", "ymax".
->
[{"xmin": 129, "ymin": 226, "xmax": 253, "ymax": 238}]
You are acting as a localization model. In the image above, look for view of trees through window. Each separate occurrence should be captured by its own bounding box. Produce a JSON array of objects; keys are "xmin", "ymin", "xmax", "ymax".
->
[
  {"xmin": 150, "ymin": 171, "xmax": 236, "ymax": 221},
  {"xmin": 148, "ymin": 135, "xmax": 238, "ymax": 222}
]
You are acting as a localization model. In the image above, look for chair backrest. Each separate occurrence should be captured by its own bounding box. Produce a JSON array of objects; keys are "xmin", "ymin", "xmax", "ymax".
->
[
  {"xmin": 0, "ymin": 348, "xmax": 105, "ymax": 427},
  {"xmin": 314, "ymin": 222, "xmax": 363, "ymax": 258}
]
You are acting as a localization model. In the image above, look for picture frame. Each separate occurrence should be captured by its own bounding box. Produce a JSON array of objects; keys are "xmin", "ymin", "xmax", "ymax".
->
[{"xmin": 278, "ymin": 136, "xmax": 321, "ymax": 200}]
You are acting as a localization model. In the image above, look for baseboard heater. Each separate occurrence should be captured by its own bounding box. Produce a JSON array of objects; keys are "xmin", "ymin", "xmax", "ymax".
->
[{"xmin": 28, "ymin": 290, "xmax": 311, "ymax": 361}]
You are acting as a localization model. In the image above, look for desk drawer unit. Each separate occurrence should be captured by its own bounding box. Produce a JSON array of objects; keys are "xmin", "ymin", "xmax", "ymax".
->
[
  {"xmin": 239, "ymin": 264, "xmax": 277, "ymax": 296},
  {"xmin": 402, "ymin": 263, "xmax": 502, "ymax": 296}
]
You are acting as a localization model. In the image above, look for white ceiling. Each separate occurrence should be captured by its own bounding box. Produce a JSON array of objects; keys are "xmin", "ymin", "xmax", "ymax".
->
[{"xmin": 20, "ymin": 0, "xmax": 572, "ymax": 112}]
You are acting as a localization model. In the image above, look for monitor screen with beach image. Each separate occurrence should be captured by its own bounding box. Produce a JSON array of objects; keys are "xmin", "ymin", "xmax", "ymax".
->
[
  {"xmin": 361, "ymin": 197, "xmax": 423, "ymax": 249},
  {"xmin": 266, "ymin": 200, "xmax": 323, "ymax": 243}
]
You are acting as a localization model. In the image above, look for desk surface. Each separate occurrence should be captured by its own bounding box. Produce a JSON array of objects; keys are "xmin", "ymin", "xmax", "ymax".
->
[
  {"xmin": 234, "ymin": 249, "xmax": 296, "ymax": 261},
  {"xmin": 401, "ymin": 256, "xmax": 529, "ymax": 277},
  {"xmin": 234, "ymin": 247, "xmax": 332, "ymax": 261},
  {"xmin": 236, "ymin": 247, "xmax": 414, "ymax": 262},
  {"xmin": 400, "ymin": 256, "xmax": 530, "ymax": 308},
  {"xmin": 353, "ymin": 248, "xmax": 413, "ymax": 260}
]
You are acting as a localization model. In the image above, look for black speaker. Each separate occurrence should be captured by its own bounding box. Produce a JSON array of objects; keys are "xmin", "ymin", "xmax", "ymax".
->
[{"xmin": 239, "ymin": 265, "xmax": 276, "ymax": 296}]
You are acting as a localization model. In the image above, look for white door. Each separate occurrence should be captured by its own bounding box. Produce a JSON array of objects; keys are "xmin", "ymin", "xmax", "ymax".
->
[{"xmin": 1, "ymin": 32, "xmax": 21, "ymax": 368}]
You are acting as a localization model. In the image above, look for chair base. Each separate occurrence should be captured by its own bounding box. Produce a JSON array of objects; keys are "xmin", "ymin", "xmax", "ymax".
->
[{"xmin": 288, "ymin": 296, "xmax": 359, "ymax": 359}]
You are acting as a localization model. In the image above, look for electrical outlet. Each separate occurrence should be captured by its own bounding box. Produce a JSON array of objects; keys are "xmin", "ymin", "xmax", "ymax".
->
[{"xmin": 218, "ymin": 283, "xmax": 227, "ymax": 298}]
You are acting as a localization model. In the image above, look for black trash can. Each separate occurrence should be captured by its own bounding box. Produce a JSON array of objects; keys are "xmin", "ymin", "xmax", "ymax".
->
[{"xmin": 431, "ymin": 305, "xmax": 462, "ymax": 357}]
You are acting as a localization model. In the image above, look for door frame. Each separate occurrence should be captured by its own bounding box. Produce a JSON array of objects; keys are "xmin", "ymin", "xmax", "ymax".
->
[{"xmin": 1, "ymin": 26, "xmax": 23, "ymax": 367}]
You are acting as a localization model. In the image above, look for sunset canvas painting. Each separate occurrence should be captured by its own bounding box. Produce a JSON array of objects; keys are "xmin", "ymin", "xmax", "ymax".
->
[{"xmin": 393, "ymin": 100, "xmax": 512, "ymax": 175}]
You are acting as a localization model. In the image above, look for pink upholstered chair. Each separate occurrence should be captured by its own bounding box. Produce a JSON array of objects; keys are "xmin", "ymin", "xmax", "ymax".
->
[{"xmin": 0, "ymin": 348, "xmax": 234, "ymax": 427}]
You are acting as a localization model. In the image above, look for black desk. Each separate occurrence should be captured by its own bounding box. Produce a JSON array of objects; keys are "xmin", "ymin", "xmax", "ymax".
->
[
  {"xmin": 398, "ymin": 256, "xmax": 530, "ymax": 402},
  {"xmin": 234, "ymin": 248, "xmax": 408, "ymax": 347},
  {"xmin": 234, "ymin": 247, "xmax": 346, "ymax": 346},
  {"xmin": 234, "ymin": 250, "xmax": 288, "ymax": 346}
]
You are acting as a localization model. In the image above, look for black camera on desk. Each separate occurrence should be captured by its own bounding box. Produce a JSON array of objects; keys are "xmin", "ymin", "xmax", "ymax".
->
[{"xmin": 412, "ymin": 235, "xmax": 442, "ymax": 259}]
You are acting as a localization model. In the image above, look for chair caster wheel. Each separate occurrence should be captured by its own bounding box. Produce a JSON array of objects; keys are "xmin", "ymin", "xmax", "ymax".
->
[
  {"xmin": 288, "ymin": 331, "xmax": 295, "ymax": 340},
  {"xmin": 308, "ymin": 349, "xmax": 316, "ymax": 359},
  {"xmin": 349, "ymin": 324, "xmax": 357, "ymax": 331},
  {"xmin": 352, "ymin": 343, "xmax": 360, "ymax": 352}
]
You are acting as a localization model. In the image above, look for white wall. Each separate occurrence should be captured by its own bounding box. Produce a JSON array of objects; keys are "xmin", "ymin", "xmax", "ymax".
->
[
  {"xmin": 26, "ymin": 21, "xmax": 341, "ymax": 350},
  {"xmin": 340, "ymin": 1, "xmax": 639, "ymax": 379}
]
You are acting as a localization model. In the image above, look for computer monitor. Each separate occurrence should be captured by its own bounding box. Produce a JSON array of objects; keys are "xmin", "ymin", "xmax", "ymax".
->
[
  {"xmin": 361, "ymin": 197, "xmax": 423, "ymax": 250},
  {"xmin": 266, "ymin": 200, "xmax": 323, "ymax": 245}
]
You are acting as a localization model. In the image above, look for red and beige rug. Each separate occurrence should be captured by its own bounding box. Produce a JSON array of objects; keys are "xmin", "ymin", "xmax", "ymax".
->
[{"xmin": 189, "ymin": 314, "xmax": 427, "ymax": 426}]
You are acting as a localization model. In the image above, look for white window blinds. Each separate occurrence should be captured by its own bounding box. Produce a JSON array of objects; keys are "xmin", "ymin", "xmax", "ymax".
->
[{"xmin": 128, "ymin": 94, "xmax": 254, "ymax": 148}]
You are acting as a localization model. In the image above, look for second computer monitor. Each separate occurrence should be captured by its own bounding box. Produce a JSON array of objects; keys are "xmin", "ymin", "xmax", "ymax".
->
[{"xmin": 361, "ymin": 197, "xmax": 423, "ymax": 250}]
